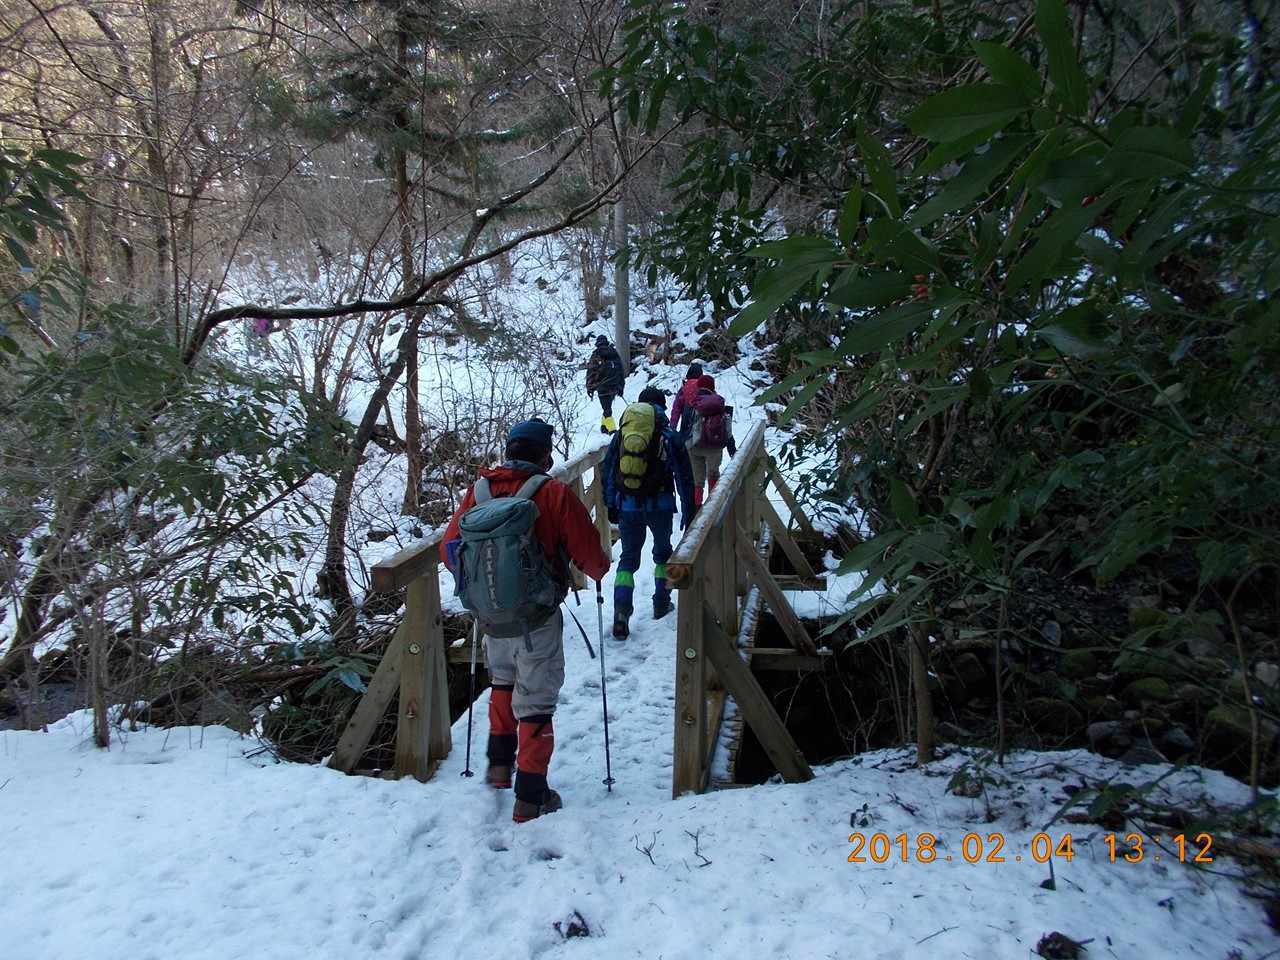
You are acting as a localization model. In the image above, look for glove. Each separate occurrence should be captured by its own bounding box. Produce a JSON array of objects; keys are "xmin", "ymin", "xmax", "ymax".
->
[{"xmin": 608, "ymin": 506, "xmax": 620, "ymax": 524}]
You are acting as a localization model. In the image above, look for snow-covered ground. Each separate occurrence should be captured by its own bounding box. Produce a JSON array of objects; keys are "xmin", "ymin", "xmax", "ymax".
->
[{"xmin": 2, "ymin": 676, "xmax": 1275, "ymax": 959}]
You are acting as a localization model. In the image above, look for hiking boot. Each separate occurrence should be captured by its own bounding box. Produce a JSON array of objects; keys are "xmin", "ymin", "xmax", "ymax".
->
[
  {"xmin": 512, "ymin": 789, "xmax": 563, "ymax": 823},
  {"xmin": 653, "ymin": 595, "xmax": 673, "ymax": 620},
  {"xmin": 485, "ymin": 763, "xmax": 512, "ymax": 789},
  {"xmin": 612, "ymin": 607, "xmax": 631, "ymax": 639}
]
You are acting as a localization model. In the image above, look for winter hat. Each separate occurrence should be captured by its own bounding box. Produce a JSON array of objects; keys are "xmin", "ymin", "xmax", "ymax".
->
[
  {"xmin": 685, "ymin": 362, "xmax": 704, "ymax": 380},
  {"xmin": 596, "ymin": 335, "xmax": 609, "ymax": 347},
  {"xmin": 697, "ymin": 375, "xmax": 715, "ymax": 391},
  {"xmin": 505, "ymin": 417, "xmax": 554, "ymax": 451},
  {"xmin": 638, "ymin": 386, "xmax": 667, "ymax": 408}
]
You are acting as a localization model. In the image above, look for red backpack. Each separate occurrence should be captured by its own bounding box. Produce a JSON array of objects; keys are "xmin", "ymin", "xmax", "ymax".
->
[{"xmin": 689, "ymin": 390, "xmax": 730, "ymax": 450}]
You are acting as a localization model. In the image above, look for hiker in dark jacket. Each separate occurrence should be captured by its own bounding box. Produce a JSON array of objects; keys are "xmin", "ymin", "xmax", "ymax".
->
[
  {"xmin": 441, "ymin": 418, "xmax": 610, "ymax": 823},
  {"xmin": 585, "ymin": 335, "xmax": 627, "ymax": 434},
  {"xmin": 602, "ymin": 387, "xmax": 695, "ymax": 639},
  {"xmin": 668, "ymin": 361, "xmax": 704, "ymax": 437}
]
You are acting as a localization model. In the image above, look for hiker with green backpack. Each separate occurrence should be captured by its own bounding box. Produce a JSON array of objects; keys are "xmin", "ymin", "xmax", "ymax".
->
[
  {"xmin": 602, "ymin": 386, "xmax": 695, "ymax": 639},
  {"xmin": 441, "ymin": 418, "xmax": 611, "ymax": 823}
]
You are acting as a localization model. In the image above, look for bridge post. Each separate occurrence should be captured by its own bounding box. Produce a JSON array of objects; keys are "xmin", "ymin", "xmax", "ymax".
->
[{"xmin": 672, "ymin": 561, "xmax": 708, "ymax": 796}]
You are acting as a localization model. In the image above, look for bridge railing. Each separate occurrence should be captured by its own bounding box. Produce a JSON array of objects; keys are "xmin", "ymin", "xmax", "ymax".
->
[{"xmin": 666, "ymin": 420, "xmax": 822, "ymax": 797}]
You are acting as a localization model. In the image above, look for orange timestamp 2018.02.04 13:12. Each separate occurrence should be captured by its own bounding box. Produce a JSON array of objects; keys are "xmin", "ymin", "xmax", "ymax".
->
[{"xmin": 846, "ymin": 832, "xmax": 1213, "ymax": 864}]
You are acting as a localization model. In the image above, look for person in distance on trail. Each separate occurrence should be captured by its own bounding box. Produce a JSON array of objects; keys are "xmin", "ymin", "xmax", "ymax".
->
[
  {"xmin": 602, "ymin": 386, "xmax": 695, "ymax": 639},
  {"xmin": 440, "ymin": 418, "xmax": 611, "ymax": 823},
  {"xmin": 668, "ymin": 361, "xmax": 704, "ymax": 438},
  {"xmin": 585, "ymin": 334, "xmax": 627, "ymax": 434},
  {"xmin": 685, "ymin": 374, "xmax": 738, "ymax": 511}
]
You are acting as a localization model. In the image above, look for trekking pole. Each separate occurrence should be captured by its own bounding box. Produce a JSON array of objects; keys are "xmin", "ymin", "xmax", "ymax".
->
[
  {"xmin": 566, "ymin": 607, "xmax": 596, "ymax": 659},
  {"xmin": 461, "ymin": 618, "xmax": 478, "ymax": 778},
  {"xmin": 596, "ymin": 580, "xmax": 615, "ymax": 791}
]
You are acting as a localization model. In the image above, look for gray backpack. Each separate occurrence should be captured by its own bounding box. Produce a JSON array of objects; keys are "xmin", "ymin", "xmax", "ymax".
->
[{"xmin": 454, "ymin": 474, "xmax": 560, "ymax": 638}]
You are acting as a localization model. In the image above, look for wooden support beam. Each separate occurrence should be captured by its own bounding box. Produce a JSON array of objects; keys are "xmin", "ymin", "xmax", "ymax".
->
[
  {"xmin": 672, "ymin": 572, "xmax": 709, "ymax": 797},
  {"xmin": 748, "ymin": 648, "xmax": 835, "ymax": 671},
  {"xmin": 446, "ymin": 639, "xmax": 487, "ymax": 665},
  {"xmin": 586, "ymin": 470, "xmax": 612, "ymax": 548},
  {"xmin": 759, "ymin": 496, "xmax": 817, "ymax": 581},
  {"xmin": 773, "ymin": 575, "xmax": 827, "ymax": 592},
  {"xmin": 395, "ymin": 576, "xmax": 448, "ymax": 782},
  {"xmin": 371, "ymin": 540, "xmax": 441, "ymax": 594},
  {"xmin": 422, "ymin": 574, "xmax": 452, "ymax": 764},
  {"xmin": 328, "ymin": 619, "xmax": 407, "ymax": 774},
  {"xmin": 701, "ymin": 603, "xmax": 813, "ymax": 785},
  {"xmin": 734, "ymin": 523, "xmax": 818, "ymax": 655},
  {"xmin": 768, "ymin": 469, "xmax": 816, "ymax": 537}
]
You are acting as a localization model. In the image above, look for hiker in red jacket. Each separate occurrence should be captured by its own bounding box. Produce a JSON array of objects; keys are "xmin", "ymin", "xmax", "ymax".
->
[
  {"xmin": 686, "ymin": 374, "xmax": 737, "ymax": 508},
  {"xmin": 668, "ymin": 361, "xmax": 704, "ymax": 437},
  {"xmin": 441, "ymin": 418, "xmax": 610, "ymax": 822}
]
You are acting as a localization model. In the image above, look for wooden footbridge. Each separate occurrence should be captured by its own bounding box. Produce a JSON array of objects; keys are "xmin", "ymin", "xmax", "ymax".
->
[{"xmin": 327, "ymin": 421, "xmax": 829, "ymax": 796}]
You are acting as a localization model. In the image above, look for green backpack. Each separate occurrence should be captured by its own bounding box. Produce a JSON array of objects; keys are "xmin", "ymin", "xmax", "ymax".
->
[
  {"xmin": 616, "ymin": 402, "xmax": 667, "ymax": 497},
  {"xmin": 454, "ymin": 474, "xmax": 560, "ymax": 637}
]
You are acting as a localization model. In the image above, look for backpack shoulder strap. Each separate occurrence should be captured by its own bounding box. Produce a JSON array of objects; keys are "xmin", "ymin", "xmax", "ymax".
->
[
  {"xmin": 474, "ymin": 476, "xmax": 492, "ymax": 503},
  {"xmin": 514, "ymin": 473, "xmax": 552, "ymax": 501}
]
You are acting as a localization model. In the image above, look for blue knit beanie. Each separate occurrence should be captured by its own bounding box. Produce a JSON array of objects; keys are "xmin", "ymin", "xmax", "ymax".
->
[{"xmin": 506, "ymin": 417, "xmax": 554, "ymax": 451}]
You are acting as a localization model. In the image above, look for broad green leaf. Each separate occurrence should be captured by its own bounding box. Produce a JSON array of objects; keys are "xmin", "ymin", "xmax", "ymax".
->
[
  {"xmin": 837, "ymin": 184, "xmax": 864, "ymax": 248},
  {"xmin": 909, "ymin": 135, "xmax": 1030, "ymax": 227},
  {"xmin": 645, "ymin": 72, "xmax": 673, "ymax": 133},
  {"xmin": 729, "ymin": 240, "xmax": 842, "ymax": 336},
  {"xmin": 974, "ymin": 212, "xmax": 1000, "ymax": 271},
  {"xmin": 898, "ymin": 530, "xmax": 953, "ymax": 566},
  {"xmin": 903, "ymin": 383, "xmax": 969, "ymax": 434},
  {"xmin": 1006, "ymin": 195, "xmax": 1102, "ymax": 291},
  {"xmin": 881, "ymin": 224, "xmax": 941, "ymax": 275},
  {"xmin": 1099, "ymin": 125, "xmax": 1195, "ymax": 180},
  {"xmin": 835, "ymin": 303, "xmax": 931, "ymax": 356},
  {"xmin": 835, "ymin": 528, "xmax": 912, "ymax": 575},
  {"xmin": 1036, "ymin": 0, "xmax": 1089, "ymax": 114},
  {"xmin": 1176, "ymin": 62, "xmax": 1219, "ymax": 137},
  {"xmin": 1039, "ymin": 150, "xmax": 1107, "ymax": 203},
  {"xmin": 777, "ymin": 372, "xmax": 831, "ymax": 426},
  {"xmin": 891, "ymin": 479, "xmax": 920, "ymax": 525},
  {"xmin": 972, "ymin": 41, "xmax": 1043, "ymax": 98},
  {"xmin": 746, "ymin": 236, "xmax": 841, "ymax": 259},
  {"xmin": 969, "ymin": 531, "xmax": 997, "ymax": 572},
  {"xmin": 906, "ymin": 84, "xmax": 1031, "ymax": 143},
  {"xmin": 858, "ymin": 123, "xmax": 900, "ymax": 217},
  {"xmin": 759, "ymin": 360, "xmax": 834, "ymax": 404},
  {"xmin": 1036, "ymin": 301, "xmax": 1110, "ymax": 357},
  {"xmin": 825, "ymin": 271, "xmax": 911, "ymax": 310}
]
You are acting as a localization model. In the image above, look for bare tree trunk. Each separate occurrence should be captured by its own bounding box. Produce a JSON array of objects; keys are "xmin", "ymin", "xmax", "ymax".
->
[
  {"xmin": 908, "ymin": 621, "xmax": 935, "ymax": 763},
  {"xmin": 395, "ymin": 25, "xmax": 426, "ymax": 518},
  {"xmin": 143, "ymin": 0, "xmax": 174, "ymax": 329},
  {"xmin": 613, "ymin": 101, "xmax": 630, "ymax": 373}
]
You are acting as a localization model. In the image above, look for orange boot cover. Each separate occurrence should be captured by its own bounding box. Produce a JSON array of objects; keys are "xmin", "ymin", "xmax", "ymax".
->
[
  {"xmin": 694, "ymin": 486, "xmax": 704, "ymax": 507},
  {"xmin": 487, "ymin": 685, "xmax": 517, "ymax": 772},
  {"xmin": 514, "ymin": 715, "xmax": 555, "ymax": 806}
]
